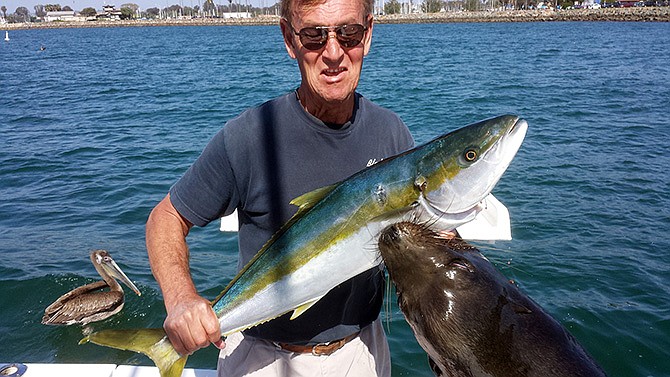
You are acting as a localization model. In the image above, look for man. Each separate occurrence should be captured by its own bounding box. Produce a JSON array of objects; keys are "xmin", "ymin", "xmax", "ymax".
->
[{"xmin": 146, "ymin": 0, "xmax": 414, "ymax": 375}]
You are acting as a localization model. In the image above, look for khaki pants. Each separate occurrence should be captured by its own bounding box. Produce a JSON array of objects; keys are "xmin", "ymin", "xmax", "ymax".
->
[{"xmin": 217, "ymin": 318, "xmax": 391, "ymax": 377}]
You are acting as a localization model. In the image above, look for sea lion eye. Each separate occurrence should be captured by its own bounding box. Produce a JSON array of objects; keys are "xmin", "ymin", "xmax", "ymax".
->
[{"xmin": 463, "ymin": 149, "xmax": 478, "ymax": 162}]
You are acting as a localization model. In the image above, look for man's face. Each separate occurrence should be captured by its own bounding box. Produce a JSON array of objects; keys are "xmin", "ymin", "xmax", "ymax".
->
[{"xmin": 282, "ymin": 0, "xmax": 372, "ymax": 107}]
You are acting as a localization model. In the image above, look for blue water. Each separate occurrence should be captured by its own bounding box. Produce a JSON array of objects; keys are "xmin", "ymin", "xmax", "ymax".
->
[{"xmin": 1, "ymin": 22, "xmax": 669, "ymax": 376}]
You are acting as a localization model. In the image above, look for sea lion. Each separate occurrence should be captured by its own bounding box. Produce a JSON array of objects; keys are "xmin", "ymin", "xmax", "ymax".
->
[{"xmin": 378, "ymin": 221, "xmax": 607, "ymax": 377}]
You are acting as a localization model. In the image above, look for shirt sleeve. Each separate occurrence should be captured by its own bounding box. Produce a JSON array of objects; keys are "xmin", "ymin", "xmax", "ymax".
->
[{"xmin": 169, "ymin": 128, "xmax": 239, "ymax": 227}]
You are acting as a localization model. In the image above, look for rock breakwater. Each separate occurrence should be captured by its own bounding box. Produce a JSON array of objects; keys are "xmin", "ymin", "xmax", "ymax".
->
[{"xmin": 4, "ymin": 7, "xmax": 669, "ymax": 30}]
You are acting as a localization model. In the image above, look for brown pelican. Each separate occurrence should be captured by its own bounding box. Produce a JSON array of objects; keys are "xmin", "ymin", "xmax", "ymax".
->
[{"xmin": 42, "ymin": 249, "xmax": 141, "ymax": 326}]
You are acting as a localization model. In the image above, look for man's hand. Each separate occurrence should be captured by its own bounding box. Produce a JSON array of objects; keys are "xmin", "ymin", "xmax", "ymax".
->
[
  {"xmin": 146, "ymin": 194, "xmax": 225, "ymax": 356},
  {"xmin": 164, "ymin": 293, "xmax": 225, "ymax": 356}
]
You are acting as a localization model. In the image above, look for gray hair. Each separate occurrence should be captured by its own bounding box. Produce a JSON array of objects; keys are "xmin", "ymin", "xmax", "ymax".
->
[{"xmin": 280, "ymin": 0, "xmax": 373, "ymax": 24}]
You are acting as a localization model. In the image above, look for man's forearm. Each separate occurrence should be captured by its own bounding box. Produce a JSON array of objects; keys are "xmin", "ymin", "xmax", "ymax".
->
[{"xmin": 146, "ymin": 193, "xmax": 197, "ymax": 309}]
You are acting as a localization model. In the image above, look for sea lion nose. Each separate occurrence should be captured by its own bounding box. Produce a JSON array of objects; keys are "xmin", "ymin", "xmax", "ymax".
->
[{"xmin": 380, "ymin": 224, "xmax": 401, "ymax": 245}]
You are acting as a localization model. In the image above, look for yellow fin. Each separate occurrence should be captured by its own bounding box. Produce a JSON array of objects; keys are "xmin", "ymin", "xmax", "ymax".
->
[
  {"xmin": 290, "ymin": 296, "xmax": 323, "ymax": 320},
  {"xmin": 80, "ymin": 328, "xmax": 187, "ymax": 377},
  {"xmin": 290, "ymin": 184, "xmax": 337, "ymax": 212}
]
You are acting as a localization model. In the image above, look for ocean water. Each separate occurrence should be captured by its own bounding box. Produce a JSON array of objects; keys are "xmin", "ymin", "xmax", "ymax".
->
[{"xmin": 1, "ymin": 21, "xmax": 669, "ymax": 376}]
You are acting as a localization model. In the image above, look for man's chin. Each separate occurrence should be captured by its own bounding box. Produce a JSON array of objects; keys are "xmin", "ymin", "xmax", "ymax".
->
[{"xmin": 319, "ymin": 88, "xmax": 355, "ymax": 104}]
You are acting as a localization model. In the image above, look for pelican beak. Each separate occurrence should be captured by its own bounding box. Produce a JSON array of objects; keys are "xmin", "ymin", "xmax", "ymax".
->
[{"xmin": 101, "ymin": 257, "xmax": 142, "ymax": 296}]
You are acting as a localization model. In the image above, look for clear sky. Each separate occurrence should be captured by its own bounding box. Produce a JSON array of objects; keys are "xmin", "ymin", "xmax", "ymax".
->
[{"xmin": 1, "ymin": 0, "xmax": 271, "ymax": 13}]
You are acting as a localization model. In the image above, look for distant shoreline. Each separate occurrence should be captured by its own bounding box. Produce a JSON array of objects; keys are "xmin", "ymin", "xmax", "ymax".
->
[{"xmin": 4, "ymin": 7, "xmax": 669, "ymax": 30}]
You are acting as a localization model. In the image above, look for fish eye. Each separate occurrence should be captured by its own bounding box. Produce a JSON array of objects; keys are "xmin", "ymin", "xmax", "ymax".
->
[{"xmin": 463, "ymin": 149, "xmax": 478, "ymax": 162}]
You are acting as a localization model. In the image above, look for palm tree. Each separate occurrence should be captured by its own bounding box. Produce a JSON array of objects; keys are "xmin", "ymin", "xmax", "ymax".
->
[{"xmin": 1, "ymin": 6, "xmax": 7, "ymax": 20}]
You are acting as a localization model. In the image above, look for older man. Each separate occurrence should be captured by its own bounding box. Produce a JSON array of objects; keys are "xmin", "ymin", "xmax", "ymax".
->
[{"xmin": 145, "ymin": 0, "xmax": 413, "ymax": 375}]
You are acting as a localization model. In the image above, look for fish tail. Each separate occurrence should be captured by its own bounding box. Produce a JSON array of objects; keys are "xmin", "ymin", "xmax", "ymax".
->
[{"xmin": 79, "ymin": 328, "xmax": 187, "ymax": 377}]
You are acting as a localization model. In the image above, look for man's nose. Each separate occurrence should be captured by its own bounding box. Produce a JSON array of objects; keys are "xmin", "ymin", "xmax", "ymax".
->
[{"xmin": 322, "ymin": 31, "xmax": 344, "ymax": 59}]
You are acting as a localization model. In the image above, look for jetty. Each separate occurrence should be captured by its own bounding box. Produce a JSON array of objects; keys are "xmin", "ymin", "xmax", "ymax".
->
[{"xmin": 3, "ymin": 7, "xmax": 670, "ymax": 30}]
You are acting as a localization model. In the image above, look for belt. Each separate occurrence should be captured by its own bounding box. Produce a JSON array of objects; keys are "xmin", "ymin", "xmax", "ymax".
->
[{"xmin": 274, "ymin": 331, "xmax": 360, "ymax": 356}]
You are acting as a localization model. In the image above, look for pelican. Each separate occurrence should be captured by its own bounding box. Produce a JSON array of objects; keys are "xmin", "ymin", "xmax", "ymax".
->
[{"xmin": 42, "ymin": 250, "xmax": 141, "ymax": 326}]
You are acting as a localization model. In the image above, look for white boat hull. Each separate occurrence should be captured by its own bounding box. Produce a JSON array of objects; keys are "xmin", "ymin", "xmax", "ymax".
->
[{"xmin": 0, "ymin": 363, "xmax": 215, "ymax": 377}]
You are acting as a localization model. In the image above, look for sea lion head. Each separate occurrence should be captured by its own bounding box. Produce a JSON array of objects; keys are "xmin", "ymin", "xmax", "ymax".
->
[{"xmin": 378, "ymin": 221, "xmax": 497, "ymax": 296}]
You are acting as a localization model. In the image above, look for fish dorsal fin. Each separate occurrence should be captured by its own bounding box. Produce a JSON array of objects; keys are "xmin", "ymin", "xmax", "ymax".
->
[
  {"xmin": 290, "ymin": 184, "xmax": 338, "ymax": 214},
  {"xmin": 290, "ymin": 296, "xmax": 324, "ymax": 320}
]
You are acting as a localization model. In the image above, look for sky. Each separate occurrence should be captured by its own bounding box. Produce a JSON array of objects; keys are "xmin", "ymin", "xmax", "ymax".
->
[{"xmin": 1, "ymin": 0, "xmax": 272, "ymax": 13}]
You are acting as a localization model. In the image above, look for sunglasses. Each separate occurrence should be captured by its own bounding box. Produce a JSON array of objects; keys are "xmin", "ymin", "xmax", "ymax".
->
[{"xmin": 289, "ymin": 23, "xmax": 368, "ymax": 51}]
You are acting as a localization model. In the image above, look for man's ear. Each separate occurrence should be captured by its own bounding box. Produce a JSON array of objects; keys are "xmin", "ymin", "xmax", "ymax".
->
[
  {"xmin": 363, "ymin": 15, "xmax": 374, "ymax": 57},
  {"xmin": 280, "ymin": 18, "xmax": 298, "ymax": 60}
]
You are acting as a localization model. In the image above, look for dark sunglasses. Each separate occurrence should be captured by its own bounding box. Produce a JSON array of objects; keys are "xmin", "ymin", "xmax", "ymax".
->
[{"xmin": 289, "ymin": 23, "xmax": 368, "ymax": 51}]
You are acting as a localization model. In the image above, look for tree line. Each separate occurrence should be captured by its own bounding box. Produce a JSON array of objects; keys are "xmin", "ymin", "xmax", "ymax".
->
[
  {"xmin": 1, "ymin": 0, "xmax": 584, "ymax": 23},
  {"xmin": 0, "ymin": 0, "xmax": 283, "ymax": 22},
  {"xmin": 382, "ymin": 0, "xmax": 570, "ymax": 13}
]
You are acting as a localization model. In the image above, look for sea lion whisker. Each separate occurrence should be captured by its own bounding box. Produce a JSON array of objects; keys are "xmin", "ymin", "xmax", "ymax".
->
[{"xmin": 382, "ymin": 269, "xmax": 394, "ymax": 332}]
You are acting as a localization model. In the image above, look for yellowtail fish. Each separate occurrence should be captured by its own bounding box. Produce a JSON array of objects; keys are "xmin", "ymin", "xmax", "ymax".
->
[{"xmin": 80, "ymin": 115, "xmax": 527, "ymax": 377}]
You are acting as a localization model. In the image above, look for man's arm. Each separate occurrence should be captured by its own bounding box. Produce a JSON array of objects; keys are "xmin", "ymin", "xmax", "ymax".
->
[{"xmin": 146, "ymin": 193, "xmax": 224, "ymax": 355}]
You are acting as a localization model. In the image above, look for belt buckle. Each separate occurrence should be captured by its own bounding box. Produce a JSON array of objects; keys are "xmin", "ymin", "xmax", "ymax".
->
[{"xmin": 311, "ymin": 341, "xmax": 333, "ymax": 356}]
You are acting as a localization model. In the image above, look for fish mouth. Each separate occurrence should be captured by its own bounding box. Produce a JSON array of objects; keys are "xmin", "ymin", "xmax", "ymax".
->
[
  {"xmin": 505, "ymin": 118, "xmax": 528, "ymax": 160},
  {"xmin": 510, "ymin": 118, "xmax": 528, "ymax": 135}
]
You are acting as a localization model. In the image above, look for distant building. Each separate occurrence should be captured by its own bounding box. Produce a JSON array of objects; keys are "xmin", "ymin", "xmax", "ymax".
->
[
  {"xmin": 221, "ymin": 12, "xmax": 252, "ymax": 18},
  {"xmin": 45, "ymin": 11, "xmax": 87, "ymax": 22},
  {"xmin": 96, "ymin": 4, "xmax": 122, "ymax": 20}
]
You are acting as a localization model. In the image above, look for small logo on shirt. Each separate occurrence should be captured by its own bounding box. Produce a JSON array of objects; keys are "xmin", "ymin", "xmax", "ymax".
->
[{"xmin": 367, "ymin": 158, "xmax": 378, "ymax": 167}]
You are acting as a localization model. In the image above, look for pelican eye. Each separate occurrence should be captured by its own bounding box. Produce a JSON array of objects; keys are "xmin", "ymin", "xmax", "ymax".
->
[{"xmin": 463, "ymin": 149, "xmax": 478, "ymax": 162}]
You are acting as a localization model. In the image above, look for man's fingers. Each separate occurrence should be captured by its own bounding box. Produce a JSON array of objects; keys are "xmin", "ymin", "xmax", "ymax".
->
[
  {"xmin": 203, "ymin": 307, "xmax": 222, "ymax": 344},
  {"xmin": 163, "ymin": 298, "xmax": 215, "ymax": 355},
  {"xmin": 165, "ymin": 322, "xmax": 190, "ymax": 356},
  {"xmin": 186, "ymin": 319, "xmax": 211, "ymax": 350}
]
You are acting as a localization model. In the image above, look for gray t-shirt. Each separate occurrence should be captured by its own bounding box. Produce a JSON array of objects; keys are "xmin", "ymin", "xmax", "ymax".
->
[{"xmin": 170, "ymin": 91, "xmax": 414, "ymax": 344}]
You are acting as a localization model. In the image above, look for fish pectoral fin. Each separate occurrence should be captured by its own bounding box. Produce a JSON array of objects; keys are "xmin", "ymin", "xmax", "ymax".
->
[
  {"xmin": 455, "ymin": 194, "xmax": 512, "ymax": 241},
  {"xmin": 80, "ymin": 328, "xmax": 187, "ymax": 377},
  {"xmin": 290, "ymin": 296, "xmax": 324, "ymax": 320}
]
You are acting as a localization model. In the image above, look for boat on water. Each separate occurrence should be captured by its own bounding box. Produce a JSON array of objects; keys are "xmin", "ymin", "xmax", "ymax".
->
[
  {"xmin": 4, "ymin": 31, "xmax": 9, "ymax": 41},
  {"xmin": 0, "ymin": 363, "xmax": 215, "ymax": 377}
]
